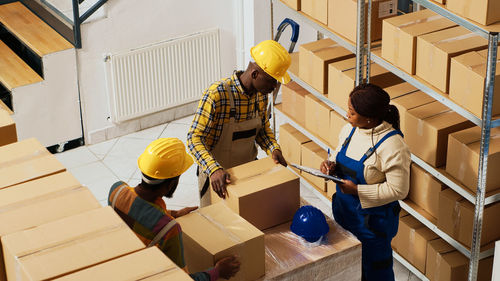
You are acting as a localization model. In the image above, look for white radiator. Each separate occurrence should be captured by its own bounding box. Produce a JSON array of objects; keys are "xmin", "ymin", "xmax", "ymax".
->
[{"xmin": 106, "ymin": 29, "xmax": 221, "ymax": 123}]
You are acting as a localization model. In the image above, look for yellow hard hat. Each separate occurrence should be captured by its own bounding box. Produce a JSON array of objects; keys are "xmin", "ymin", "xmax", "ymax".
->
[
  {"xmin": 250, "ymin": 40, "xmax": 291, "ymax": 84},
  {"xmin": 137, "ymin": 138, "xmax": 194, "ymax": 180}
]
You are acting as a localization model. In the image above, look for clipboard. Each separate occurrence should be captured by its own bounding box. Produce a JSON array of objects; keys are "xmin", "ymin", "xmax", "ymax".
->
[{"xmin": 290, "ymin": 163, "xmax": 344, "ymax": 184}]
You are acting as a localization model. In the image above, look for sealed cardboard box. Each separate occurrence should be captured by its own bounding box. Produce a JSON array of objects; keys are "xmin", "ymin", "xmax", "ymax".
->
[
  {"xmin": 329, "ymin": 110, "xmax": 348, "ymax": 148},
  {"xmin": 305, "ymin": 94, "xmax": 332, "ymax": 142},
  {"xmin": 449, "ymin": 49, "xmax": 500, "ymax": 118},
  {"xmin": 328, "ymin": 0, "xmax": 398, "ymax": 43},
  {"xmin": 0, "ymin": 138, "xmax": 66, "ymax": 189},
  {"xmin": 281, "ymin": 81, "xmax": 310, "ymax": 124},
  {"xmin": 54, "ymin": 247, "xmax": 192, "ymax": 281},
  {"xmin": 405, "ymin": 101, "xmax": 474, "ymax": 167},
  {"xmin": 298, "ymin": 39, "xmax": 354, "ymax": 94},
  {"xmin": 2, "ymin": 207, "xmax": 145, "ymax": 281},
  {"xmin": 301, "ymin": 141, "xmax": 328, "ymax": 192},
  {"xmin": 447, "ymin": 0, "xmax": 500, "ymax": 26},
  {"xmin": 416, "ymin": 26, "xmax": 488, "ymax": 93},
  {"xmin": 211, "ymin": 157, "xmax": 300, "ymax": 230},
  {"xmin": 177, "ymin": 202, "xmax": 265, "ymax": 281},
  {"xmin": 391, "ymin": 90, "xmax": 435, "ymax": 135},
  {"xmin": 385, "ymin": 82, "xmax": 419, "ymax": 100},
  {"xmin": 279, "ymin": 123, "xmax": 312, "ymax": 174},
  {"xmin": 327, "ymin": 180, "xmax": 336, "ymax": 200},
  {"xmin": 280, "ymin": 0, "xmax": 300, "ymax": 10},
  {"xmin": 301, "ymin": 0, "xmax": 327, "ymax": 24},
  {"xmin": 397, "ymin": 215, "xmax": 439, "ymax": 273},
  {"xmin": 0, "ymin": 110, "xmax": 16, "ymax": 147},
  {"xmin": 446, "ymin": 126, "xmax": 500, "ymax": 193},
  {"xmin": 391, "ymin": 211, "xmax": 410, "ymax": 253},
  {"xmin": 382, "ymin": 9, "xmax": 457, "ymax": 74},
  {"xmin": 409, "ymin": 164, "xmax": 445, "ymax": 218}
]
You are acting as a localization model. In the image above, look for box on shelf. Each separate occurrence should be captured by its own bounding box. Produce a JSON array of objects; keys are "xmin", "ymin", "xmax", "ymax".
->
[
  {"xmin": 301, "ymin": 141, "xmax": 328, "ymax": 192},
  {"xmin": 391, "ymin": 90, "xmax": 435, "ymax": 135},
  {"xmin": 449, "ymin": 49, "xmax": 500, "ymax": 118},
  {"xmin": 176, "ymin": 202, "xmax": 265, "ymax": 281},
  {"xmin": 409, "ymin": 164, "xmax": 446, "ymax": 219},
  {"xmin": 2, "ymin": 207, "xmax": 145, "ymax": 281},
  {"xmin": 416, "ymin": 26, "xmax": 488, "ymax": 93},
  {"xmin": 301, "ymin": 0, "xmax": 327, "ymax": 24},
  {"xmin": 433, "ymin": 0, "xmax": 445, "ymax": 4},
  {"xmin": 211, "ymin": 157, "xmax": 300, "ymax": 230},
  {"xmin": 446, "ymin": 126, "xmax": 500, "ymax": 193},
  {"xmin": 0, "ymin": 138, "xmax": 66, "ymax": 189},
  {"xmin": 382, "ymin": 9, "xmax": 457, "ymax": 74},
  {"xmin": 446, "ymin": 0, "xmax": 500, "ymax": 26},
  {"xmin": 281, "ymin": 81, "xmax": 310, "ymax": 124},
  {"xmin": 289, "ymin": 52, "xmax": 299, "ymax": 75},
  {"xmin": 391, "ymin": 210, "xmax": 410, "ymax": 253},
  {"xmin": 385, "ymin": 82, "xmax": 419, "ymax": 100},
  {"xmin": 328, "ymin": 0, "xmax": 398, "ymax": 43},
  {"xmin": 53, "ymin": 247, "xmax": 192, "ymax": 281},
  {"xmin": 329, "ymin": 110, "xmax": 348, "ymax": 149},
  {"xmin": 404, "ymin": 101, "xmax": 474, "ymax": 167},
  {"xmin": 298, "ymin": 39, "xmax": 354, "ymax": 94},
  {"xmin": 0, "ymin": 110, "xmax": 16, "ymax": 147},
  {"xmin": 279, "ymin": 123, "xmax": 312, "ymax": 175},
  {"xmin": 280, "ymin": 0, "xmax": 301, "ymax": 11},
  {"xmin": 305, "ymin": 94, "xmax": 333, "ymax": 142}
]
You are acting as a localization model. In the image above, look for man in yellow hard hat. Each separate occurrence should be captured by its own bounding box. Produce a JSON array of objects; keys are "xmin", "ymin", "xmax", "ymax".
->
[
  {"xmin": 108, "ymin": 138, "xmax": 240, "ymax": 281},
  {"xmin": 187, "ymin": 40, "xmax": 291, "ymax": 207}
]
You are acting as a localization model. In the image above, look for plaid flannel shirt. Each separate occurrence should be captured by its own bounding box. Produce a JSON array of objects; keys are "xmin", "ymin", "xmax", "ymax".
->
[{"xmin": 187, "ymin": 71, "xmax": 280, "ymax": 176}]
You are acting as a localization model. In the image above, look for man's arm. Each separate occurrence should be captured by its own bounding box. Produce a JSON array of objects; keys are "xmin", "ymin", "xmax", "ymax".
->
[{"xmin": 255, "ymin": 94, "xmax": 281, "ymax": 155}]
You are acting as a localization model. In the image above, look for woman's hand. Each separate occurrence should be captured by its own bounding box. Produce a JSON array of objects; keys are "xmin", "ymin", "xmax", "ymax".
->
[
  {"xmin": 320, "ymin": 160, "xmax": 335, "ymax": 175},
  {"xmin": 338, "ymin": 179, "xmax": 358, "ymax": 195}
]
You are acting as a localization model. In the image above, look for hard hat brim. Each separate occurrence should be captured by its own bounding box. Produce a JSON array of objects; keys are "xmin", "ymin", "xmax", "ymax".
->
[{"xmin": 278, "ymin": 72, "xmax": 291, "ymax": 84}]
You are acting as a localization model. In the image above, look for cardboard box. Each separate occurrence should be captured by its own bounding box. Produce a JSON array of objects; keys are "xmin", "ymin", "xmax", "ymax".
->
[
  {"xmin": 391, "ymin": 211, "xmax": 410, "ymax": 253},
  {"xmin": 328, "ymin": 0, "xmax": 398, "ymax": 43},
  {"xmin": 382, "ymin": 9, "xmax": 457, "ymax": 74},
  {"xmin": 176, "ymin": 202, "xmax": 265, "ymax": 281},
  {"xmin": 327, "ymin": 180, "xmax": 336, "ymax": 200},
  {"xmin": 447, "ymin": 0, "xmax": 500, "ymax": 26},
  {"xmin": 0, "ymin": 138, "xmax": 66, "ymax": 189},
  {"xmin": 305, "ymin": 94, "xmax": 332, "ymax": 142},
  {"xmin": 54, "ymin": 247, "xmax": 192, "ymax": 281},
  {"xmin": 298, "ymin": 39, "xmax": 354, "ymax": 94},
  {"xmin": 2, "ymin": 207, "xmax": 145, "ymax": 281},
  {"xmin": 385, "ymin": 82, "xmax": 419, "ymax": 100},
  {"xmin": 279, "ymin": 123, "xmax": 312, "ymax": 174},
  {"xmin": 416, "ymin": 26, "xmax": 488, "ymax": 93},
  {"xmin": 0, "ymin": 110, "xmax": 16, "ymax": 147},
  {"xmin": 301, "ymin": 141, "xmax": 328, "ymax": 192},
  {"xmin": 329, "ymin": 110, "xmax": 348, "ymax": 148},
  {"xmin": 409, "ymin": 164, "xmax": 445, "ymax": 218},
  {"xmin": 281, "ymin": 81, "xmax": 310, "ymax": 124},
  {"xmin": 280, "ymin": 0, "xmax": 300, "ymax": 10},
  {"xmin": 446, "ymin": 126, "xmax": 500, "ymax": 193},
  {"xmin": 301, "ymin": 0, "xmax": 327, "ymax": 24},
  {"xmin": 449, "ymin": 49, "xmax": 500, "ymax": 118},
  {"xmin": 405, "ymin": 101, "xmax": 474, "ymax": 167},
  {"xmin": 211, "ymin": 157, "xmax": 300, "ymax": 230},
  {"xmin": 391, "ymin": 90, "xmax": 435, "ymax": 135},
  {"xmin": 328, "ymin": 57, "xmax": 404, "ymax": 111},
  {"xmin": 397, "ymin": 215, "xmax": 439, "ymax": 273}
]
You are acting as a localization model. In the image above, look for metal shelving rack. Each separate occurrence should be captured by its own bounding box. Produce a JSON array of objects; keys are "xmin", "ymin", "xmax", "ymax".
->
[{"xmin": 271, "ymin": 0, "xmax": 499, "ymax": 280}]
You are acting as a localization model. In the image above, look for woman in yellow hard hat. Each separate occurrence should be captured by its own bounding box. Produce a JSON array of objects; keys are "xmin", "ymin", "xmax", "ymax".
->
[
  {"xmin": 187, "ymin": 40, "xmax": 291, "ymax": 207},
  {"xmin": 108, "ymin": 138, "xmax": 240, "ymax": 281}
]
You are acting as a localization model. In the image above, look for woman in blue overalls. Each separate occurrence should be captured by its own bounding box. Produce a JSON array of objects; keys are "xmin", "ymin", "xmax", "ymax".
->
[{"xmin": 321, "ymin": 84, "xmax": 411, "ymax": 281}]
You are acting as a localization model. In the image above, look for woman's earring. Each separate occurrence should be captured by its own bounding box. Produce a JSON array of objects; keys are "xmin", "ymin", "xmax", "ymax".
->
[{"xmin": 367, "ymin": 120, "xmax": 371, "ymax": 123}]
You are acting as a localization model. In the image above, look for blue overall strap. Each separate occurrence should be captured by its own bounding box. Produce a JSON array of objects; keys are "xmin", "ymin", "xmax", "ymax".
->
[
  {"xmin": 341, "ymin": 127, "xmax": 357, "ymax": 149},
  {"xmin": 360, "ymin": 130, "xmax": 403, "ymax": 163}
]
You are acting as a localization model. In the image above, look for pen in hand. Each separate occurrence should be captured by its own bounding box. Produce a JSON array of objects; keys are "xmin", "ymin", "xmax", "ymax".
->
[{"xmin": 327, "ymin": 148, "xmax": 330, "ymax": 175}]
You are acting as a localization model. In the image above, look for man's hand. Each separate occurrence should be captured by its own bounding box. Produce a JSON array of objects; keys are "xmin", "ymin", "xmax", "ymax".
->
[
  {"xmin": 210, "ymin": 169, "xmax": 231, "ymax": 199},
  {"xmin": 272, "ymin": 149, "xmax": 287, "ymax": 167},
  {"xmin": 170, "ymin": 206, "xmax": 198, "ymax": 218},
  {"xmin": 338, "ymin": 179, "xmax": 357, "ymax": 195},
  {"xmin": 320, "ymin": 160, "xmax": 336, "ymax": 175},
  {"xmin": 215, "ymin": 255, "xmax": 241, "ymax": 280}
]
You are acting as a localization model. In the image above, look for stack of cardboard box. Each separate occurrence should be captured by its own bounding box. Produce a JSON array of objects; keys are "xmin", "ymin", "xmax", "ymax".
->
[{"xmin": 279, "ymin": 123, "xmax": 312, "ymax": 175}]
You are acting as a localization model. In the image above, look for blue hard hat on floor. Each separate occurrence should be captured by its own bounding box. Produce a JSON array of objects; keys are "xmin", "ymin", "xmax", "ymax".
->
[{"xmin": 290, "ymin": 205, "xmax": 329, "ymax": 243}]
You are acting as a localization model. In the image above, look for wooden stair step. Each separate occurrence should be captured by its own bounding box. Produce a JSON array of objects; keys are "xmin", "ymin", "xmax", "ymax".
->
[
  {"xmin": 0, "ymin": 2, "xmax": 73, "ymax": 57},
  {"xmin": 0, "ymin": 40, "xmax": 43, "ymax": 90},
  {"xmin": 0, "ymin": 99, "xmax": 13, "ymax": 115}
]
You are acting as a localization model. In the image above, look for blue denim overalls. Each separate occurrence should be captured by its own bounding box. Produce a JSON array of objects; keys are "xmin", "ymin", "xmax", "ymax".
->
[{"xmin": 332, "ymin": 127, "xmax": 402, "ymax": 281}]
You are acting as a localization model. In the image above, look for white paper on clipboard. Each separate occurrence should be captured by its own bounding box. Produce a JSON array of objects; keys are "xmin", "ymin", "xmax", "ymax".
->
[{"xmin": 290, "ymin": 163, "xmax": 344, "ymax": 184}]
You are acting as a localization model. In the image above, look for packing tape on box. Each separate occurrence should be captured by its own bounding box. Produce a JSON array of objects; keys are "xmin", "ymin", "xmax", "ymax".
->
[
  {"xmin": 452, "ymin": 200, "xmax": 461, "ymax": 238},
  {"xmin": 408, "ymin": 228, "xmax": 416, "ymax": 262},
  {"xmin": 230, "ymin": 165, "xmax": 283, "ymax": 185},
  {"xmin": 396, "ymin": 15, "xmax": 443, "ymax": 29},
  {"xmin": 0, "ymin": 149, "xmax": 50, "ymax": 170},
  {"xmin": 435, "ymin": 32, "xmax": 478, "ymax": 46},
  {"xmin": 14, "ymin": 223, "xmax": 128, "ymax": 281}
]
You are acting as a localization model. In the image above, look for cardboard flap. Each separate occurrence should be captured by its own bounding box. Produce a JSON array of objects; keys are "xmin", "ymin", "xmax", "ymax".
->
[
  {"xmin": 429, "ymin": 238, "xmax": 455, "ymax": 255},
  {"xmin": 226, "ymin": 157, "xmax": 277, "ymax": 183},
  {"xmin": 385, "ymin": 83, "xmax": 418, "ymax": 99},
  {"xmin": 391, "ymin": 90, "xmax": 434, "ymax": 110},
  {"xmin": 0, "ymin": 138, "xmax": 46, "ymax": 164}
]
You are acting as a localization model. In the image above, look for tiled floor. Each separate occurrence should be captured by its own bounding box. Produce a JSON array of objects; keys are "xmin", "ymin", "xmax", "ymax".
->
[{"xmin": 55, "ymin": 111, "xmax": 419, "ymax": 281}]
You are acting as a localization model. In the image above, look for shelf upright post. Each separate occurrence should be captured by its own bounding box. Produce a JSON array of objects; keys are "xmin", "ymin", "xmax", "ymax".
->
[
  {"xmin": 469, "ymin": 32, "xmax": 498, "ymax": 281},
  {"xmin": 356, "ymin": 0, "xmax": 366, "ymax": 86},
  {"xmin": 366, "ymin": 0, "xmax": 372, "ymax": 83}
]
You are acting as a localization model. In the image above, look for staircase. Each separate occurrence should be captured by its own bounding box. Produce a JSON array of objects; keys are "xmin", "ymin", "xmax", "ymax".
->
[{"xmin": 0, "ymin": 1, "xmax": 82, "ymax": 150}]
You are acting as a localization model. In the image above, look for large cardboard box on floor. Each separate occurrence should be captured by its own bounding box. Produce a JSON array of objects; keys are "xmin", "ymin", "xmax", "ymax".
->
[
  {"xmin": 54, "ymin": 247, "xmax": 192, "ymax": 281},
  {"xmin": 446, "ymin": 0, "xmax": 500, "ymax": 26},
  {"xmin": 301, "ymin": 0, "xmax": 327, "ymax": 24},
  {"xmin": 405, "ymin": 101, "xmax": 474, "ymax": 167},
  {"xmin": 0, "ymin": 110, "xmax": 16, "ymax": 147},
  {"xmin": 328, "ymin": 0, "xmax": 398, "ymax": 43},
  {"xmin": 2, "ymin": 207, "xmax": 145, "ymax": 281},
  {"xmin": 281, "ymin": 81, "xmax": 310, "ymax": 124},
  {"xmin": 280, "ymin": 0, "xmax": 300, "ymax": 10},
  {"xmin": 329, "ymin": 110, "xmax": 348, "ymax": 148},
  {"xmin": 449, "ymin": 49, "xmax": 500, "ymax": 118},
  {"xmin": 426, "ymin": 239, "xmax": 494, "ymax": 281},
  {"xmin": 211, "ymin": 157, "xmax": 300, "ymax": 230},
  {"xmin": 305, "ymin": 94, "xmax": 332, "ymax": 142},
  {"xmin": 177, "ymin": 202, "xmax": 265, "ymax": 281},
  {"xmin": 397, "ymin": 215, "xmax": 439, "ymax": 273},
  {"xmin": 301, "ymin": 141, "xmax": 328, "ymax": 192},
  {"xmin": 391, "ymin": 90, "xmax": 435, "ymax": 135},
  {"xmin": 0, "ymin": 138, "xmax": 66, "ymax": 189},
  {"xmin": 298, "ymin": 39, "xmax": 354, "ymax": 94},
  {"xmin": 446, "ymin": 126, "xmax": 500, "ymax": 193},
  {"xmin": 382, "ymin": 9, "xmax": 457, "ymax": 74},
  {"xmin": 416, "ymin": 26, "xmax": 488, "ymax": 93},
  {"xmin": 0, "ymin": 172, "xmax": 100, "ymax": 281},
  {"xmin": 279, "ymin": 123, "xmax": 311, "ymax": 175},
  {"xmin": 409, "ymin": 164, "xmax": 446, "ymax": 218}
]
